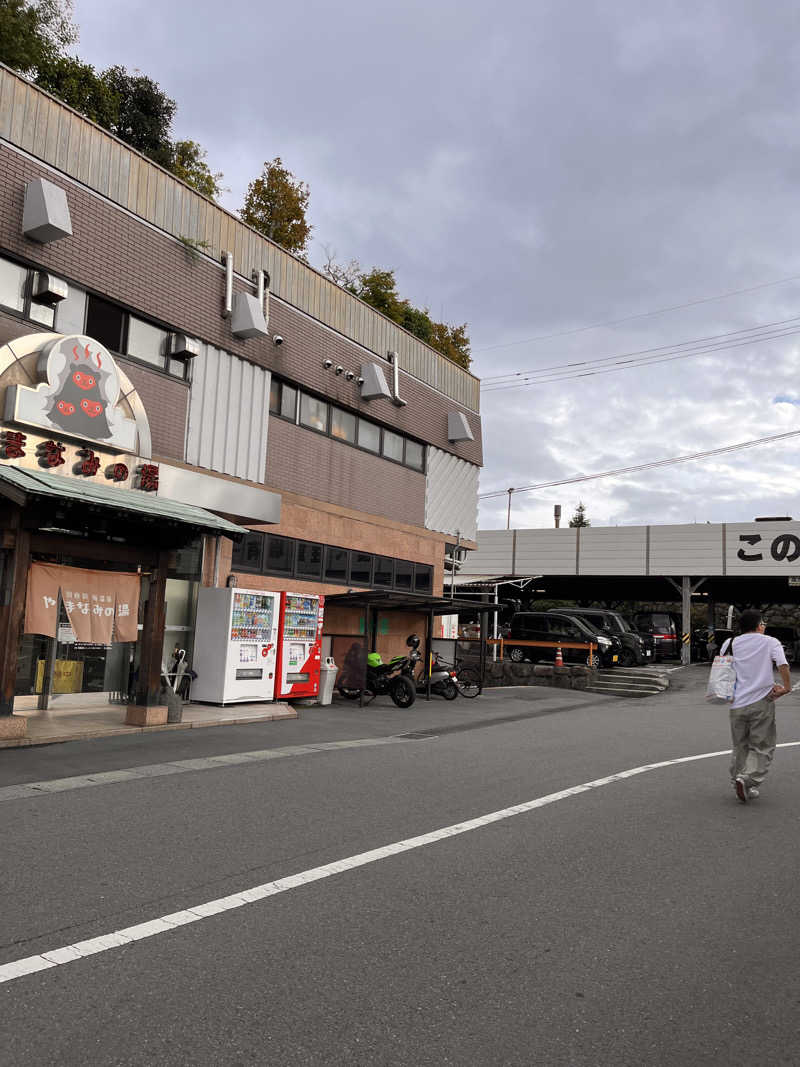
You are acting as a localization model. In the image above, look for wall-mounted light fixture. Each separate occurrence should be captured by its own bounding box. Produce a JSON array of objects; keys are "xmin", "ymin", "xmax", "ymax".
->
[
  {"xmin": 272, "ymin": 334, "xmax": 284, "ymax": 346},
  {"xmin": 323, "ymin": 359, "xmax": 333, "ymax": 369},
  {"xmin": 334, "ymin": 365, "xmax": 344, "ymax": 375},
  {"xmin": 344, "ymin": 370, "xmax": 354, "ymax": 381}
]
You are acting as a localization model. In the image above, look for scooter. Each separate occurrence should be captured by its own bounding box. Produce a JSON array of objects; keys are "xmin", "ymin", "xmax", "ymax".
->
[{"xmin": 416, "ymin": 649, "xmax": 459, "ymax": 700}]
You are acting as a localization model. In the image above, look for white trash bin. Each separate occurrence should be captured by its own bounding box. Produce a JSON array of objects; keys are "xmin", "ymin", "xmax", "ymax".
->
[{"xmin": 318, "ymin": 657, "xmax": 338, "ymax": 706}]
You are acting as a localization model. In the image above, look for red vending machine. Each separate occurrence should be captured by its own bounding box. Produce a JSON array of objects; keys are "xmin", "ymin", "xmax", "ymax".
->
[{"xmin": 275, "ymin": 592, "xmax": 325, "ymax": 699}]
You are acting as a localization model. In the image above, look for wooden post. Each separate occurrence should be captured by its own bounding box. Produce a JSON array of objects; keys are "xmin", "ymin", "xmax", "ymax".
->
[
  {"xmin": 127, "ymin": 549, "xmax": 169, "ymax": 725},
  {"xmin": 0, "ymin": 507, "xmax": 30, "ymax": 731}
]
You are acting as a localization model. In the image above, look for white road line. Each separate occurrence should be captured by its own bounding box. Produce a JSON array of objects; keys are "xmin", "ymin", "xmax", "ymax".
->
[
  {"xmin": 4, "ymin": 740, "xmax": 800, "ymax": 987},
  {"xmin": 0, "ymin": 736, "xmax": 417, "ymax": 804}
]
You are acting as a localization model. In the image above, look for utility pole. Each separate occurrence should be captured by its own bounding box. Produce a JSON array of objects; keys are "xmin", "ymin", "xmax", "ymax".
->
[{"xmin": 506, "ymin": 489, "xmax": 514, "ymax": 530}]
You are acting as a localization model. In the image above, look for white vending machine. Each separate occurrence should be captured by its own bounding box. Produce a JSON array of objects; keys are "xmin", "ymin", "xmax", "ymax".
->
[{"xmin": 190, "ymin": 587, "xmax": 280, "ymax": 704}]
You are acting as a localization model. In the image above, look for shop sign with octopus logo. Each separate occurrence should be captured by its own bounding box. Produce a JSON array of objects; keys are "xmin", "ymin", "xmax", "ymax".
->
[{"xmin": 4, "ymin": 335, "xmax": 138, "ymax": 451}]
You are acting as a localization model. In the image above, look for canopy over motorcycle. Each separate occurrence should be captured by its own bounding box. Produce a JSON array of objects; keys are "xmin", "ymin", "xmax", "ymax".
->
[{"xmin": 323, "ymin": 591, "xmax": 498, "ymax": 703}]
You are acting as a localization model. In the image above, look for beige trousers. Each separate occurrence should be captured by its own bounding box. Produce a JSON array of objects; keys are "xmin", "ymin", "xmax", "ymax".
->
[{"xmin": 729, "ymin": 696, "xmax": 776, "ymax": 786}]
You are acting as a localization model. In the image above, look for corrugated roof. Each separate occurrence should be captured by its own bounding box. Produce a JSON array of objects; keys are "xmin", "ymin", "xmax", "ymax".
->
[{"xmin": 0, "ymin": 464, "xmax": 247, "ymax": 536}]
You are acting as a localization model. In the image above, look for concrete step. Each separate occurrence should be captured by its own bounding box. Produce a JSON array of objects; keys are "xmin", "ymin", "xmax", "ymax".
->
[
  {"xmin": 586, "ymin": 669, "xmax": 670, "ymax": 697},
  {"xmin": 586, "ymin": 682, "xmax": 666, "ymax": 697}
]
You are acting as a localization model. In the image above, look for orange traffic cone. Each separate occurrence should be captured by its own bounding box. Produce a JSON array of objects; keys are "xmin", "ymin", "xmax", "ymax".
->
[{"xmin": 555, "ymin": 646, "xmax": 564, "ymax": 667}]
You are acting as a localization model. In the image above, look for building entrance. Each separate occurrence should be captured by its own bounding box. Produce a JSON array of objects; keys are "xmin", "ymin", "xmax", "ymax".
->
[{"xmin": 14, "ymin": 558, "xmax": 143, "ymax": 712}]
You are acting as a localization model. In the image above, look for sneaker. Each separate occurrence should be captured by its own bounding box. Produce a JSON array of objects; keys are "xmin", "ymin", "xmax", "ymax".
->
[
  {"xmin": 748, "ymin": 787, "xmax": 760, "ymax": 799},
  {"xmin": 735, "ymin": 776, "xmax": 749, "ymax": 803}
]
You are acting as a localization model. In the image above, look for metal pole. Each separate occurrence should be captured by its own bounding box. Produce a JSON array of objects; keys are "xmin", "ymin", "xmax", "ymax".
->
[
  {"xmin": 492, "ymin": 584, "xmax": 498, "ymax": 662},
  {"xmin": 38, "ymin": 590, "xmax": 62, "ymax": 712},
  {"xmin": 450, "ymin": 531, "xmax": 460, "ymax": 600},
  {"xmin": 681, "ymin": 575, "xmax": 691, "ymax": 666},
  {"xmin": 506, "ymin": 489, "xmax": 513, "ymax": 530}
]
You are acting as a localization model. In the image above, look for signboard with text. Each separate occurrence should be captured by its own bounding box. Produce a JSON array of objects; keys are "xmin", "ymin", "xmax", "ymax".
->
[{"xmin": 0, "ymin": 331, "xmax": 156, "ymax": 496}]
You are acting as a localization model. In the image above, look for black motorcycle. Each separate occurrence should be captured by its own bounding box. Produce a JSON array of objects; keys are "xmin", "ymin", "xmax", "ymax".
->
[{"xmin": 337, "ymin": 636, "xmax": 418, "ymax": 708}]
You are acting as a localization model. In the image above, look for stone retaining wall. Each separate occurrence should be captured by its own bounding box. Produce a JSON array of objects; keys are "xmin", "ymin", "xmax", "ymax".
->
[{"xmin": 483, "ymin": 660, "xmax": 594, "ymax": 690}]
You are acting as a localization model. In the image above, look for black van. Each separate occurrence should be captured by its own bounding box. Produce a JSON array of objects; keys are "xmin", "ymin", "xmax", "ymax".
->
[
  {"xmin": 549, "ymin": 608, "xmax": 651, "ymax": 667},
  {"xmin": 632, "ymin": 612, "xmax": 680, "ymax": 660},
  {"xmin": 506, "ymin": 612, "xmax": 619, "ymax": 668}
]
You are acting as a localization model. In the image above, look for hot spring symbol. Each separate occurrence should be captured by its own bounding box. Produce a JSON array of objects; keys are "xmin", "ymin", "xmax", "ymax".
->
[{"xmin": 45, "ymin": 341, "xmax": 112, "ymax": 439}]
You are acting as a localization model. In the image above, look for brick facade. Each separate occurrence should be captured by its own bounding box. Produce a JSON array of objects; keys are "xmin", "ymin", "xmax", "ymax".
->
[
  {"xmin": 264, "ymin": 415, "xmax": 426, "ymax": 526},
  {"xmin": 0, "ymin": 144, "xmax": 482, "ymax": 469},
  {"xmin": 117, "ymin": 358, "xmax": 188, "ymax": 463}
]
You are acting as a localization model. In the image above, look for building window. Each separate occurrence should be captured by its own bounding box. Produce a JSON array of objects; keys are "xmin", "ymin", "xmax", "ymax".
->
[
  {"xmin": 264, "ymin": 534, "xmax": 294, "ymax": 575},
  {"xmin": 231, "ymin": 532, "xmax": 264, "ymax": 573},
  {"xmin": 299, "ymin": 393, "xmax": 328, "ymax": 433},
  {"xmin": 324, "ymin": 546, "xmax": 349, "ymax": 583},
  {"xmin": 373, "ymin": 556, "xmax": 394, "ymax": 587},
  {"xmin": 232, "ymin": 532, "xmax": 432, "ymax": 594},
  {"xmin": 349, "ymin": 551, "xmax": 373, "ymax": 585},
  {"xmin": 28, "ymin": 296, "xmax": 56, "ymax": 327},
  {"xmin": 394, "ymin": 559, "xmax": 413, "ymax": 591},
  {"xmin": 0, "ymin": 258, "xmax": 26, "ymax": 313},
  {"xmin": 127, "ymin": 316, "xmax": 168, "ymax": 368},
  {"xmin": 269, "ymin": 376, "xmax": 426, "ymax": 472},
  {"xmin": 270, "ymin": 379, "xmax": 297, "ymax": 421},
  {"xmin": 0, "ymin": 256, "xmax": 55, "ymax": 327},
  {"xmin": 382, "ymin": 430, "xmax": 404, "ymax": 463},
  {"xmin": 405, "ymin": 440, "xmax": 425, "ymax": 471},
  {"xmin": 296, "ymin": 541, "xmax": 323, "ymax": 579},
  {"xmin": 357, "ymin": 419, "xmax": 381, "ymax": 454},
  {"xmin": 414, "ymin": 564, "xmax": 433, "ymax": 594},
  {"xmin": 85, "ymin": 294, "xmax": 125, "ymax": 353},
  {"xmin": 330, "ymin": 406, "xmax": 356, "ymax": 443},
  {"xmin": 55, "ymin": 284, "xmax": 86, "ymax": 335}
]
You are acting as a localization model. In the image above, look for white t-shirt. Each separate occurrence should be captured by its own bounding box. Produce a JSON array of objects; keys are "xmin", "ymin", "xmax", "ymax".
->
[{"xmin": 728, "ymin": 632, "xmax": 788, "ymax": 709}]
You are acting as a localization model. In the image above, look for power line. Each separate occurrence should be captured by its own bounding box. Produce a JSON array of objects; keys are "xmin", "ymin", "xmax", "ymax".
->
[
  {"xmin": 478, "ymin": 427, "xmax": 800, "ymax": 501},
  {"xmin": 480, "ymin": 312, "xmax": 800, "ymax": 388},
  {"xmin": 480, "ymin": 321, "xmax": 800, "ymax": 393},
  {"xmin": 472, "ymin": 271, "xmax": 800, "ymax": 355}
]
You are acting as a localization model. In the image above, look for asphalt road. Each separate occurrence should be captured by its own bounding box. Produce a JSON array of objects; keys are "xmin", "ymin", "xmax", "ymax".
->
[{"xmin": 3, "ymin": 668, "xmax": 800, "ymax": 1065}]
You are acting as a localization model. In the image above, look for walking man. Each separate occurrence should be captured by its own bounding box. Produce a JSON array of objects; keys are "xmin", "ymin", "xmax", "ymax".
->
[{"xmin": 728, "ymin": 609, "xmax": 791, "ymax": 802}]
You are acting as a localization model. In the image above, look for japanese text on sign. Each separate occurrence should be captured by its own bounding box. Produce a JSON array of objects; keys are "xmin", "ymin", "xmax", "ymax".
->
[{"xmin": 737, "ymin": 533, "xmax": 800, "ymax": 563}]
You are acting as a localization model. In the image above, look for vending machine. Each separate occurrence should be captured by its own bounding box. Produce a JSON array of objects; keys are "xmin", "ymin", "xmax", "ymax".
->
[
  {"xmin": 275, "ymin": 592, "xmax": 325, "ymax": 699},
  {"xmin": 191, "ymin": 587, "xmax": 280, "ymax": 704}
]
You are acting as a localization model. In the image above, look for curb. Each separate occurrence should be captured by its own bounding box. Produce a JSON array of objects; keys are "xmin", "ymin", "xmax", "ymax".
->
[{"xmin": 0, "ymin": 708, "xmax": 298, "ymax": 749}]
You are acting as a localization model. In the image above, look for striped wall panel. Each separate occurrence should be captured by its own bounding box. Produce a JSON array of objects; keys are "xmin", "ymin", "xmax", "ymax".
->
[
  {"xmin": 185, "ymin": 343, "xmax": 270, "ymax": 483},
  {"xmin": 424, "ymin": 447, "xmax": 479, "ymax": 542}
]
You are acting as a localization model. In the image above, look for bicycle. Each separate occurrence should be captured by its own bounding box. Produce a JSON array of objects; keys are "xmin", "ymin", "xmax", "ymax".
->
[
  {"xmin": 432, "ymin": 653, "xmax": 483, "ymax": 698},
  {"xmin": 453, "ymin": 659, "xmax": 482, "ymax": 698}
]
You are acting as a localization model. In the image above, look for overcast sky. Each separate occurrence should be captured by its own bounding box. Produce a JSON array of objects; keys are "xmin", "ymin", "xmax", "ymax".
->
[{"xmin": 73, "ymin": 0, "xmax": 800, "ymax": 531}]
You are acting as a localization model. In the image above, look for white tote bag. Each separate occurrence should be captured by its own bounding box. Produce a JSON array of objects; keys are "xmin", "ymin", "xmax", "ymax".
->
[{"xmin": 705, "ymin": 638, "xmax": 736, "ymax": 704}]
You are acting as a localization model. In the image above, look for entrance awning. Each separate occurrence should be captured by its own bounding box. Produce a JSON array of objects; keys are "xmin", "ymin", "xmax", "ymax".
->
[{"xmin": 0, "ymin": 464, "xmax": 248, "ymax": 538}]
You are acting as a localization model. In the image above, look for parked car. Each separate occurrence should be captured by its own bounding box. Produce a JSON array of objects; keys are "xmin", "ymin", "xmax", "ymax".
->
[
  {"xmin": 506, "ymin": 612, "xmax": 620, "ymax": 668},
  {"xmin": 549, "ymin": 607, "xmax": 652, "ymax": 667},
  {"xmin": 707, "ymin": 627, "xmax": 733, "ymax": 659},
  {"xmin": 632, "ymin": 612, "xmax": 680, "ymax": 660}
]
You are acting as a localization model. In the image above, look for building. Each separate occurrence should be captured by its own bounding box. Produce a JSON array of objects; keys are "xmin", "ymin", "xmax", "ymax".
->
[{"xmin": 0, "ymin": 65, "xmax": 482, "ymax": 738}]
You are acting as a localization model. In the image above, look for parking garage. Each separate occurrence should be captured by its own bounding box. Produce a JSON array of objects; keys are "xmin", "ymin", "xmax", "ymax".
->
[{"xmin": 457, "ymin": 519, "xmax": 800, "ymax": 664}]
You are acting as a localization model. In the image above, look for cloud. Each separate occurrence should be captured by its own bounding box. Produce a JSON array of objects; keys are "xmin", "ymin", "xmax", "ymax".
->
[{"xmin": 71, "ymin": 0, "xmax": 800, "ymax": 531}]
